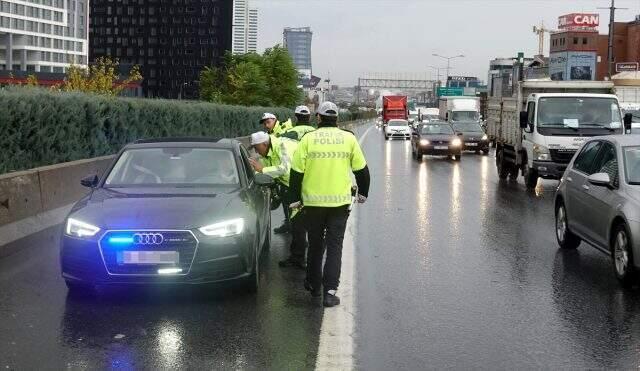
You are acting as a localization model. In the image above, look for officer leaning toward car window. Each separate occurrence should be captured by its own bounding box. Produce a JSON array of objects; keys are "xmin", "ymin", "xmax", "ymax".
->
[
  {"xmin": 289, "ymin": 101, "xmax": 371, "ymax": 307},
  {"xmin": 249, "ymin": 132, "xmax": 308, "ymax": 269},
  {"xmin": 281, "ymin": 105, "xmax": 317, "ymax": 141},
  {"xmin": 261, "ymin": 112, "xmax": 293, "ymax": 138}
]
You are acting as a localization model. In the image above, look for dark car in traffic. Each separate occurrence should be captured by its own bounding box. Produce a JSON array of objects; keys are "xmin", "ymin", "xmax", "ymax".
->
[
  {"xmin": 411, "ymin": 121, "xmax": 462, "ymax": 161},
  {"xmin": 452, "ymin": 122, "xmax": 490, "ymax": 154},
  {"xmin": 60, "ymin": 138, "xmax": 273, "ymax": 294}
]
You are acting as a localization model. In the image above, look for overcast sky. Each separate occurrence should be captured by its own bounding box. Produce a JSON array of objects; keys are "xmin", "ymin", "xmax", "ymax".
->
[{"xmin": 254, "ymin": 0, "xmax": 640, "ymax": 86}]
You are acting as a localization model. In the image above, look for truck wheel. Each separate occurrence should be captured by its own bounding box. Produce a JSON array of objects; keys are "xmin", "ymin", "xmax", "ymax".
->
[
  {"xmin": 481, "ymin": 149, "xmax": 489, "ymax": 155},
  {"xmin": 524, "ymin": 164, "xmax": 538, "ymax": 189},
  {"xmin": 612, "ymin": 223, "xmax": 636, "ymax": 288},
  {"xmin": 508, "ymin": 165, "xmax": 519, "ymax": 180},
  {"xmin": 496, "ymin": 150, "xmax": 509, "ymax": 180},
  {"xmin": 555, "ymin": 202, "xmax": 581, "ymax": 250}
]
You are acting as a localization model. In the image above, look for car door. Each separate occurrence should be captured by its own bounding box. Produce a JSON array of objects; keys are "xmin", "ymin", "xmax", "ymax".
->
[
  {"xmin": 580, "ymin": 141, "xmax": 619, "ymax": 248},
  {"xmin": 565, "ymin": 140, "xmax": 602, "ymax": 237},
  {"xmin": 239, "ymin": 146, "xmax": 267, "ymax": 241}
]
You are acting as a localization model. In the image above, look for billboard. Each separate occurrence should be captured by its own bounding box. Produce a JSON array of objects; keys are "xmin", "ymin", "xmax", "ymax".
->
[
  {"xmin": 616, "ymin": 62, "xmax": 639, "ymax": 72},
  {"xmin": 558, "ymin": 13, "xmax": 599, "ymax": 31},
  {"xmin": 549, "ymin": 51, "xmax": 596, "ymax": 81}
]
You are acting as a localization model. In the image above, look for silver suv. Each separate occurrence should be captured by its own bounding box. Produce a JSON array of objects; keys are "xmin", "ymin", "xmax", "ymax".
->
[{"xmin": 555, "ymin": 135, "xmax": 640, "ymax": 286}]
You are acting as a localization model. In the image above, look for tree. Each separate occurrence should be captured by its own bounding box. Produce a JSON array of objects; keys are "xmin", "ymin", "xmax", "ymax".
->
[
  {"xmin": 62, "ymin": 57, "xmax": 142, "ymax": 96},
  {"xmin": 199, "ymin": 46, "xmax": 302, "ymax": 107}
]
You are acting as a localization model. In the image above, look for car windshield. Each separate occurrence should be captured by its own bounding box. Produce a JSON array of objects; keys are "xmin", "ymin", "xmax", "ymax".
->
[
  {"xmin": 104, "ymin": 147, "xmax": 239, "ymax": 187},
  {"xmin": 537, "ymin": 97, "xmax": 622, "ymax": 129},
  {"xmin": 450, "ymin": 111, "xmax": 479, "ymax": 122},
  {"xmin": 421, "ymin": 124, "xmax": 454, "ymax": 135},
  {"xmin": 452, "ymin": 123, "xmax": 484, "ymax": 132},
  {"xmin": 624, "ymin": 146, "xmax": 640, "ymax": 185},
  {"xmin": 389, "ymin": 120, "xmax": 408, "ymax": 126}
]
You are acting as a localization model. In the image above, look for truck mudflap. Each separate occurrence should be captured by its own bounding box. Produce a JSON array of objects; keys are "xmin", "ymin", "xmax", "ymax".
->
[{"xmin": 532, "ymin": 161, "xmax": 568, "ymax": 180}]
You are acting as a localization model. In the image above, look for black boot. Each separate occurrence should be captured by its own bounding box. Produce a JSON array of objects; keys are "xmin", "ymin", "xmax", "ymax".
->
[
  {"xmin": 323, "ymin": 291, "xmax": 340, "ymax": 307},
  {"xmin": 304, "ymin": 279, "xmax": 322, "ymax": 297},
  {"xmin": 273, "ymin": 222, "xmax": 290, "ymax": 234}
]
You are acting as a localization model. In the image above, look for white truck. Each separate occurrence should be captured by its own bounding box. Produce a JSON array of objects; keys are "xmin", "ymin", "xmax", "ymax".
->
[
  {"xmin": 487, "ymin": 80, "xmax": 632, "ymax": 188},
  {"xmin": 439, "ymin": 96, "xmax": 481, "ymax": 123}
]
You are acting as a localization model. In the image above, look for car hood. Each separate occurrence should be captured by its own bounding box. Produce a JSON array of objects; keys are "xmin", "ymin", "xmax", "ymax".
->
[
  {"xmin": 456, "ymin": 131, "xmax": 485, "ymax": 140},
  {"xmin": 420, "ymin": 134, "xmax": 456, "ymax": 142},
  {"xmin": 69, "ymin": 187, "xmax": 245, "ymax": 230}
]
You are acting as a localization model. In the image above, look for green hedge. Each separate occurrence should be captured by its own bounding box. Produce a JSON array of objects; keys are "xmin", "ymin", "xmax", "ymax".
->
[{"xmin": 0, "ymin": 87, "xmax": 293, "ymax": 173}]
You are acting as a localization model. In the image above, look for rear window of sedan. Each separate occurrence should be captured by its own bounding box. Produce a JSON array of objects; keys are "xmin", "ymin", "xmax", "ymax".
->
[
  {"xmin": 105, "ymin": 148, "xmax": 240, "ymax": 187},
  {"xmin": 421, "ymin": 124, "xmax": 454, "ymax": 135}
]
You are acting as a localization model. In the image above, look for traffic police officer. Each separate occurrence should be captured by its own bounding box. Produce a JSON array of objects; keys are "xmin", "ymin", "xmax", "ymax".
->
[
  {"xmin": 289, "ymin": 101, "xmax": 370, "ymax": 307},
  {"xmin": 282, "ymin": 105, "xmax": 316, "ymax": 141},
  {"xmin": 260, "ymin": 112, "xmax": 293, "ymax": 138},
  {"xmin": 249, "ymin": 132, "xmax": 308, "ymax": 269}
]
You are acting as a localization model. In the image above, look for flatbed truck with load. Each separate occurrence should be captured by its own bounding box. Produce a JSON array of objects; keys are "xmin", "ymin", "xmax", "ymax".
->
[
  {"xmin": 487, "ymin": 80, "xmax": 632, "ymax": 188},
  {"xmin": 382, "ymin": 95, "xmax": 408, "ymax": 124}
]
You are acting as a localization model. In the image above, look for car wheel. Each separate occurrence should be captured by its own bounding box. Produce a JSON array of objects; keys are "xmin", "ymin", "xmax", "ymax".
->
[
  {"xmin": 497, "ymin": 149, "xmax": 509, "ymax": 180},
  {"xmin": 482, "ymin": 149, "xmax": 489, "ymax": 155},
  {"xmin": 414, "ymin": 150, "xmax": 422, "ymax": 161},
  {"xmin": 65, "ymin": 280, "xmax": 95, "ymax": 296},
  {"xmin": 524, "ymin": 163, "xmax": 538, "ymax": 189},
  {"xmin": 452, "ymin": 154, "xmax": 461, "ymax": 162},
  {"xmin": 385, "ymin": 135, "xmax": 389, "ymax": 141},
  {"xmin": 612, "ymin": 223, "xmax": 636, "ymax": 287},
  {"xmin": 555, "ymin": 202, "xmax": 581, "ymax": 250}
]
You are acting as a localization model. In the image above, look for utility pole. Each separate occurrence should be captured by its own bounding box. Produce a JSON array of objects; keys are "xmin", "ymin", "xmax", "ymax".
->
[{"xmin": 599, "ymin": 0, "xmax": 628, "ymax": 78}]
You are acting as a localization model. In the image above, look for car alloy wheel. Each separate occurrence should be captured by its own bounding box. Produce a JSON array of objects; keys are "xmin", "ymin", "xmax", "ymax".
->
[
  {"xmin": 555, "ymin": 203, "xmax": 580, "ymax": 249},
  {"xmin": 556, "ymin": 206, "xmax": 567, "ymax": 243},
  {"xmin": 614, "ymin": 229, "xmax": 630, "ymax": 277}
]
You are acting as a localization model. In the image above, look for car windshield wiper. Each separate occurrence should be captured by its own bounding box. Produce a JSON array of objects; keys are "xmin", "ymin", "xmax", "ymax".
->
[
  {"xmin": 629, "ymin": 181, "xmax": 640, "ymax": 185},
  {"xmin": 580, "ymin": 123, "xmax": 616, "ymax": 131},
  {"xmin": 540, "ymin": 123, "xmax": 578, "ymax": 130}
]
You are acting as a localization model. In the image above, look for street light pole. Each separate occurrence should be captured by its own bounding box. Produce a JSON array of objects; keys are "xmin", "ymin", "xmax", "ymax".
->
[{"xmin": 432, "ymin": 53, "xmax": 465, "ymax": 86}]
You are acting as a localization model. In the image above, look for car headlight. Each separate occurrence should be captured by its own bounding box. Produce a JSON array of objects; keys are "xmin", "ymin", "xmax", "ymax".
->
[
  {"xmin": 451, "ymin": 138, "xmax": 462, "ymax": 147},
  {"xmin": 65, "ymin": 218, "xmax": 101, "ymax": 238},
  {"xmin": 533, "ymin": 144, "xmax": 551, "ymax": 161},
  {"xmin": 419, "ymin": 139, "xmax": 430, "ymax": 146},
  {"xmin": 199, "ymin": 218, "xmax": 245, "ymax": 237},
  {"xmin": 482, "ymin": 134, "xmax": 488, "ymax": 140}
]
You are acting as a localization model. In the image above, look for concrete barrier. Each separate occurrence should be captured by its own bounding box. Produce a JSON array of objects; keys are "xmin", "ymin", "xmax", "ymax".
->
[{"xmin": 0, "ymin": 119, "xmax": 372, "ymax": 252}]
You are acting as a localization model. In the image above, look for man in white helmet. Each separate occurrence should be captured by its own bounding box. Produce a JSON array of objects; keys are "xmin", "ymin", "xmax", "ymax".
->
[
  {"xmin": 281, "ymin": 105, "xmax": 317, "ymax": 141},
  {"xmin": 249, "ymin": 131, "xmax": 308, "ymax": 269},
  {"xmin": 260, "ymin": 112, "xmax": 293, "ymax": 138}
]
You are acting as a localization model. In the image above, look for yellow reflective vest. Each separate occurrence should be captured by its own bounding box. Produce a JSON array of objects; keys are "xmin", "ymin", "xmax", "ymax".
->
[
  {"xmin": 291, "ymin": 127, "xmax": 367, "ymax": 207},
  {"xmin": 259, "ymin": 136, "xmax": 298, "ymax": 187},
  {"xmin": 271, "ymin": 119, "xmax": 293, "ymax": 137}
]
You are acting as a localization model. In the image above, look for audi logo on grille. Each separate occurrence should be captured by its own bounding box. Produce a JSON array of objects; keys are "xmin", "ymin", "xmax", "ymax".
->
[{"xmin": 133, "ymin": 233, "xmax": 164, "ymax": 245}]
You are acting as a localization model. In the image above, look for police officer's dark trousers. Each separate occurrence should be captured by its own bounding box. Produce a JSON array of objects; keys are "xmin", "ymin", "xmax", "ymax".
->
[
  {"xmin": 282, "ymin": 186, "xmax": 307, "ymax": 262},
  {"xmin": 304, "ymin": 205, "xmax": 350, "ymax": 292}
]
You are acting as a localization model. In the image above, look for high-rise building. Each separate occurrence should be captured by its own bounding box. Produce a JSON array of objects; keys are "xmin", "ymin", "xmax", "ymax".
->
[
  {"xmin": 232, "ymin": 0, "xmax": 257, "ymax": 54},
  {"xmin": 89, "ymin": 0, "xmax": 233, "ymax": 99},
  {"xmin": 0, "ymin": 0, "xmax": 89, "ymax": 73},
  {"xmin": 283, "ymin": 27, "xmax": 312, "ymax": 84}
]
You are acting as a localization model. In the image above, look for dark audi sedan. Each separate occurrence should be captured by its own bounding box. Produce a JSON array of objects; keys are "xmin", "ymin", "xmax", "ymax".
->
[
  {"xmin": 60, "ymin": 138, "xmax": 273, "ymax": 294},
  {"xmin": 411, "ymin": 121, "xmax": 463, "ymax": 161}
]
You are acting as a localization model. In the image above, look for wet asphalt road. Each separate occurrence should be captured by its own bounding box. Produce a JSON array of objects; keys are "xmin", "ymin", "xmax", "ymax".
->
[
  {"xmin": 354, "ymin": 125, "xmax": 640, "ymax": 369},
  {"xmin": 2, "ymin": 122, "xmax": 640, "ymax": 369}
]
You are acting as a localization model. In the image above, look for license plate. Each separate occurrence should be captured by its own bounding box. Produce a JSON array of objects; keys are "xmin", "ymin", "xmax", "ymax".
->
[
  {"xmin": 118, "ymin": 251, "xmax": 179, "ymax": 265},
  {"xmin": 434, "ymin": 146, "xmax": 448, "ymax": 150},
  {"xmin": 465, "ymin": 142, "xmax": 478, "ymax": 146}
]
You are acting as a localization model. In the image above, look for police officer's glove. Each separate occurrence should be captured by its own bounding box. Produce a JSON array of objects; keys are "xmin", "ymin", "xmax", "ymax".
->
[
  {"xmin": 357, "ymin": 195, "xmax": 367, "ymax": 204},
  {"xmin": 289, "ymin": 201, "xmax": 302, "ymax": 210}
]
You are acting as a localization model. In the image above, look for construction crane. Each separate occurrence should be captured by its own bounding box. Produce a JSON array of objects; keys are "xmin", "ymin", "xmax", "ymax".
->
[{"xmin": 532, "ymin": 21, "xmax": 555, "ymax": 56}]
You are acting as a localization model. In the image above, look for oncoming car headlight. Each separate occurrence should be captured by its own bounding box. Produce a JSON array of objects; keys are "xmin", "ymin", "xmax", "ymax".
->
[
  {"xmin": 419, "ymin": 139, "xmax": 430, "ymax": 146},
  {"xmin": 451, "ymin": 138, "xmax": 462, "ymax": 147},
  {"xmin": 65, "ymin": 218, "xmax": 101, "ymax": 238},
  {"xmin": 199, "ymin": 218, "xmax": 245, "ymax": 237}
]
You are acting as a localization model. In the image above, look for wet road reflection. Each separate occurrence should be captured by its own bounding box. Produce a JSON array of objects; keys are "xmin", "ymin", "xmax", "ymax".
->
[{"xmin": 355, "ymin": 127, "xmax": 640, "ymax": 369}]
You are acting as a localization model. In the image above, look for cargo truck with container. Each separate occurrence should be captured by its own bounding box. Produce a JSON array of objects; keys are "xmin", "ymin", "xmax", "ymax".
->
[
  {"xmin": 382, "ymin": 95, "xmax": 408, "ymax": 124},
  {"xmin": 439, "ymin": 96, "xmax": 481, "ymax": 123},
  {"xmin": 487, "ymin": 80, "xmax": 632, "ymax": 188}
]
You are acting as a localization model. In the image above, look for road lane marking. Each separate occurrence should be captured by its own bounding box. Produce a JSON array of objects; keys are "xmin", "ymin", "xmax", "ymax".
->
[{"xmin": 315, "ymin": 122, "xmax": 372, "ymax": 370}]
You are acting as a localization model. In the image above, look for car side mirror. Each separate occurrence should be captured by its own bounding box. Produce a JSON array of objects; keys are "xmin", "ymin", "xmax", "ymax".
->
[
  {"xmin": 624, "ymin": 113, "xmax": 633, "ymax": 131},
  {"xmin": 519, "ymin": 111, "xmax": 528, "ymax": 129},
  {"xmin": 80, "ymin": 174, "xmax": 98, "ymax": 188},
  {"xmin": 587, "ymin": 172, "xmax": 612, "ymax": 188},
  {"xmin": 254, "ymin": 173, "xmax": 275, "ymax": 187}
]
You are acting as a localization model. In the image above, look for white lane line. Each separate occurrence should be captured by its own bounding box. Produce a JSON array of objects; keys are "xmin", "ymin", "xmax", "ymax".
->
[{"xmin": 315, "ymin": 122, "xmax": 373, "ymax": 370}]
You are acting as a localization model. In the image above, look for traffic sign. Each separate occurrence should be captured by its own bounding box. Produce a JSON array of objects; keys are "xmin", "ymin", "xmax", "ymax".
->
[{"xmin": 437, "ymin": 87, "xmax": 464, "ymax": 96}]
